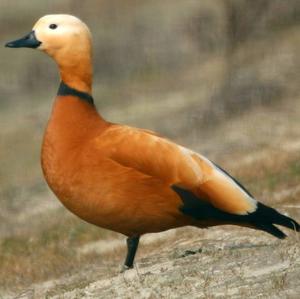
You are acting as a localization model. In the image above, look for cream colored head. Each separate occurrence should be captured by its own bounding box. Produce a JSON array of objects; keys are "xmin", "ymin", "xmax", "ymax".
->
[
  {"xmin": 33, "ymin": 15, "xmax": 92, "ymax": 59},
  {"xmin": 6, "ymin": 14, "xmax": 93, "ymax": 93}
]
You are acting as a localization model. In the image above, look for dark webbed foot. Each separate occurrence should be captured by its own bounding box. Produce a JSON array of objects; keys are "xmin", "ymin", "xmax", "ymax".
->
[
  {"xmin": 121, "ymin": 236, "xmax": 140, "ymax": 272},
  {"xmin": 120, "ymin": 264, "xmax": 133, "ymax": 273}
]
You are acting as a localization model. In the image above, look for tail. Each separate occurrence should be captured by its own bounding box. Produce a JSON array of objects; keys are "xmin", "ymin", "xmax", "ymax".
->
[
  {"xmin": 248, "ymin": 202, "xmax": 300, "ymax": 239},
  {"xmin": 173, "ymin": 185, "xmax": 300, "ymax": 239}
]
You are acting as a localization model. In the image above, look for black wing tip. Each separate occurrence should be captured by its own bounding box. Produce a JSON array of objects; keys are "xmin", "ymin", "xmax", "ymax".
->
[
  {"xmin": 291, "ymin": 220, "xmax": 300, "ymax": 232},
  {"xmin": 250, "ymin": 202, "xmax": 300, "ymax": 238},
  {"xmin": 254, "ymin": 223, "xmax": 287, "ymax": 239},
  {"xmin": 173, "ymin": 185, "xmax": 300, "ymax": 239}
]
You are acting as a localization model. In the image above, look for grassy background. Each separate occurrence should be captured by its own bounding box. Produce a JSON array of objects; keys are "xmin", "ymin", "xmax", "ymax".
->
[{"xmin": 0, "ymin": 1, "xmax": 299, "ymax": 297}]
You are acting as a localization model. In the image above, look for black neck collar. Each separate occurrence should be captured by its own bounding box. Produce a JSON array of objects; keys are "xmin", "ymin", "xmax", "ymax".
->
[{"xmin": 57, "ymin": 81, "xmax": 94, "ymax": 106}]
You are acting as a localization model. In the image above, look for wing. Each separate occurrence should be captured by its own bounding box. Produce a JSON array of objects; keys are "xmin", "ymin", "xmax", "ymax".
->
[{"xmin": 95, "ymin": 125, "xmax": 257, "ymax": 215}]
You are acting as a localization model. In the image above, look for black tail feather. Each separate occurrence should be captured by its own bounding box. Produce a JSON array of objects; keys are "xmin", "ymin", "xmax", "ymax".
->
[
  {"xmin": 250, "ymin": 203, "xmax": 300, "ymax": 234},
  {"xmin": 254, "ymin": 223, "xmax": 287, "ymax": 239},
  {"xmin": 173, "ymin": 185, "xmax": 300, "ymax": 239}
]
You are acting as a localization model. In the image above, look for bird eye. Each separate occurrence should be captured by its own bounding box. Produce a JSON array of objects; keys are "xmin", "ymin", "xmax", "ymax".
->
[{"xmin": 49, "ymin": 24, "xmax": 58, "ymax": 30}]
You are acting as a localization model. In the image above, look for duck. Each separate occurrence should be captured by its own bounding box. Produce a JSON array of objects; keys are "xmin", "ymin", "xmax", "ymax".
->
[{"xmin": 5, "ymin": 14, "xmax": 299, "ymax": 272}]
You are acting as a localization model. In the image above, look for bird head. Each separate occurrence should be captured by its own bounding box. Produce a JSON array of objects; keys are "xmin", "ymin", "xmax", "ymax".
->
[
  {"xmin": 5, "ymin": 14, "xmax": 93, "ymax": 93},
  {"xmin": 5, "ymin": 14, "xmax": 92, "ymax": 63}
]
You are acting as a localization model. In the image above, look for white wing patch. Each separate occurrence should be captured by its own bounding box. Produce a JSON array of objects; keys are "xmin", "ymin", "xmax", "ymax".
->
[
  {"xmin": 178, "ymin": 145, "xmax": 204, "ymax": 182},
  {"xmin": 213, "ymin": 163, "xmax": 258, "ymax": 214},
  {"xmin": 179, "ymin": 146, "xmax": 257, "ymax": 215}
]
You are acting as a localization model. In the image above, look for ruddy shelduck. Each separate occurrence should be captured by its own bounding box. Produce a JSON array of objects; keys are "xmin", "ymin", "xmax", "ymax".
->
[{"xmin": 6, "ymin": 15, "xmax": 299, "ymax": 271}]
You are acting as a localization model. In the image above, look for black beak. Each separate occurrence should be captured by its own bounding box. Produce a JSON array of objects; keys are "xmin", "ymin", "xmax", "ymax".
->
[{"xmin": 5, "ymin": 31, "xmax": 41, "ymax": 48}]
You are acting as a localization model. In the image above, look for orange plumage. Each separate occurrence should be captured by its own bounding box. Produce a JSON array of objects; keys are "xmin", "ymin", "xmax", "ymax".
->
[{"xmin": 6, "ymin": 14, "xmax": 299, "ymax": 271}]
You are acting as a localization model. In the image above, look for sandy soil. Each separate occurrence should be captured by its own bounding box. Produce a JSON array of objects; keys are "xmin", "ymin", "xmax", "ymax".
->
[{"xmin": 9, "ymin": 227, "xmax": 299, "ymax": 299}]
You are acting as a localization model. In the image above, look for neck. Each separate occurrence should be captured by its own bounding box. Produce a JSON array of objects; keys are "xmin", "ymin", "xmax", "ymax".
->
[
  {"xmin": 57, "ymin": 50, "xmax": 93, "ymax": 94},
  {"xmin": 57, "ymin": 81, "xmax": 94, "ymax": 106}
]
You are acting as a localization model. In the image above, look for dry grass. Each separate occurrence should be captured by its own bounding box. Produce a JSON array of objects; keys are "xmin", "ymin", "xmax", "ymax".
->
[
  {"xmin": 233, "ymin": 152, "xmax": 300, "ymax": 199},
  {"xmin": 0, "ymin": 215, "xmax": 117, "ymax": 292}
]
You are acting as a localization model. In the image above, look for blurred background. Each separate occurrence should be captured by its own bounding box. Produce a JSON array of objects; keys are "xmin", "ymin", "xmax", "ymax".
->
[{"xmin": 0, "ymin": 0, "xmax": 299, "ymax": 296}]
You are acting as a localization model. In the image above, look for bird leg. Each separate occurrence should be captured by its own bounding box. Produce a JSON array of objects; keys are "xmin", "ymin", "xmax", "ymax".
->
[{"xmin": 121, "ymin": 236, "xmax": 140, "ymax": 272}]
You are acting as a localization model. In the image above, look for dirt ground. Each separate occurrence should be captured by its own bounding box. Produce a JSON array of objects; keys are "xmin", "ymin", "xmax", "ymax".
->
[{"xmin": 19, "ymin": 228, "xmax": 300, "ymax": 299}]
